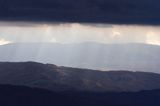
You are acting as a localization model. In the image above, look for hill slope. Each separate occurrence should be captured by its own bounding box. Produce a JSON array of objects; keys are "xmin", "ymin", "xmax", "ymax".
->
[
  {"xmin": 0, "ymin": 84, "xmax": 160, "ymax": 106},
  {"xmin": 0, "ymin": 62, "xmax": 160, "ymax": 92}
]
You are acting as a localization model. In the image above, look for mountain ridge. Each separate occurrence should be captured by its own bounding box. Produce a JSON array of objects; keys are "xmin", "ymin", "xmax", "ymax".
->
[
  {"xmin": 1, "ymin": 84, "xmax": 160, "ymax": 106},
  {"xmin": 1, "ymin": 61, "xmax": 160, "ymax": 92}
]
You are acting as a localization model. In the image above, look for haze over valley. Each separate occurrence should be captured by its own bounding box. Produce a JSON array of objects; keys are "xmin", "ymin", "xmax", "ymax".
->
[
  {"xmin": 1, "ymin": 0, "xmax": 160, "ymax": 105},
  {"xmin": 1, "ymin": 22, "xmax": 160, "ymax": 73},
  {"xmin": 0, "ymin": 42, "xmax": 160, "ymax": 73}
]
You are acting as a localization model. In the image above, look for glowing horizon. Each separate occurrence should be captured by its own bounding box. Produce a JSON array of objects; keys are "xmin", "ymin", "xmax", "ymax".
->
[{"xmin": 0, "ymin": 22, "xmax": 160, "ymax": 45}]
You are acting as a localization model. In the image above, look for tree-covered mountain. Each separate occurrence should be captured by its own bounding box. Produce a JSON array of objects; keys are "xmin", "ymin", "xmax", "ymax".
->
[
  {"xmin": 0, "ymin": 43, "xmax": 160, "ymax": 72},
  {"xmin": 0, "ymin": 62, "xmax": 160, "ymax": 92}
]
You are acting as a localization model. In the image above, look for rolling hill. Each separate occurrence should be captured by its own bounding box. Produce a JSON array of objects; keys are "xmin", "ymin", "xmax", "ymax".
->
[
  {"xmin": 0, "ymin": 62, "xmax": 160, "ymax": 92},
  {"xmin": 0, "ymin": 84, "xmax": 160, "ymax": 106}
]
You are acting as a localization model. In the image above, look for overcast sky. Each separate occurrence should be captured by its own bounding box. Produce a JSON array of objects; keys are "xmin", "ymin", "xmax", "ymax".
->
[
  {"xmin": 0, "ymin": 22, "xmax": 160, "ymax": 45},
  {"xmin": 1, "ymin": 0, "xmax": 160, "ymax": 24}
]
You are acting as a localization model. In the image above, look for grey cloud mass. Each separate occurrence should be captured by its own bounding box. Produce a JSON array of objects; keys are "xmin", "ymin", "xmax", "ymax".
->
[{"xmin": 0, "ymin": 0, "xmax": 160, "ymax": 24}]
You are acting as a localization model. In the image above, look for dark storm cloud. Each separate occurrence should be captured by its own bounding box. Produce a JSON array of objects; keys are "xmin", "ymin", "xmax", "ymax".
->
[{"xmin": 0, "ymin": 0, "xmax": 160, "ymax": 24}]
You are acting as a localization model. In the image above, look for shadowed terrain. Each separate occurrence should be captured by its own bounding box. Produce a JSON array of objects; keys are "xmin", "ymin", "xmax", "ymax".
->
[
  {"xmin": 1, "ymin": 62, "xmax": 160, "ymax": 92},
  {"xmin": 0, "ymin": 84, "xmax": 160, "ymax": 106}
]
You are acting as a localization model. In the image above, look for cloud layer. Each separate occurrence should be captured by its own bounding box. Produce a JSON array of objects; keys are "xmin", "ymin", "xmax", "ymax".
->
[
  {"xmin": 0, "ymin": 0, "xmax": 160, "ymax": 24},
  {"xmin": 0, "ymin": 22, "xmax": 160, "ymax": 45}
]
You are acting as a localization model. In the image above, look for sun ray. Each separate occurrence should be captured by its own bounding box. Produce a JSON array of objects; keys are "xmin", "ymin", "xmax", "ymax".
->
[{"xmin": 0, "ymin": 38, "xmax": 11, "ymax": 45}]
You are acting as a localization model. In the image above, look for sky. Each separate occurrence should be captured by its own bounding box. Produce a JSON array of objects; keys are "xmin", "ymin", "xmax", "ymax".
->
[
  {"xmin": 0, "ymin": 22, "xmax": 160, "ymax": 45},
  {"xmin": 0, "ymin": 0, "xmax": 160, "ymax": 24}
]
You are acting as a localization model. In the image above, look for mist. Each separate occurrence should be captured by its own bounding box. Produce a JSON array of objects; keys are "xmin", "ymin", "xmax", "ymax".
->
[{"xmin": 0, "ymin": 22, "xmax": 160, "ymax": 45}]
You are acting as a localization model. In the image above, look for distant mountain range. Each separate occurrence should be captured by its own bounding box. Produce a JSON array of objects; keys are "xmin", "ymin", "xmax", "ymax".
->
[
  {"xmin": 0, "ymin": 43, "xmax": 160, "ymax": 72},
  {"xmin": 1, "ymin": 84, "xmax": 160, "ymax": 106},
  {"xmin": 1, "ymin": 62, "xmax": 160, "ymax": 92}
]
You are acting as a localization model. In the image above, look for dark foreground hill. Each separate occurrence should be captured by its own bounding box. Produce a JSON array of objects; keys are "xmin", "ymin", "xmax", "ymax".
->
[
  {"xmin": 1, "ymin": 62, "xmax": 160, "ymax": 92},
  {"xmin": 0, "ymin": 84, "xmax": 160, "ymax": 106}
]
